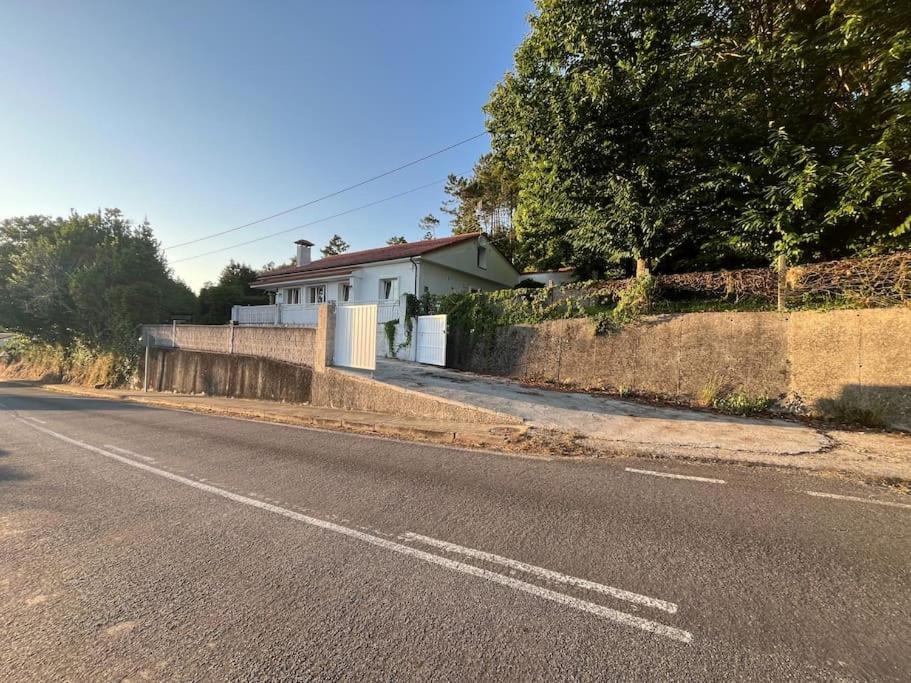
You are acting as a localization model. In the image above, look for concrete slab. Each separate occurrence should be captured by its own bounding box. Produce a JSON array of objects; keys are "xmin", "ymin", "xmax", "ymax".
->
[{"xmin": 364, "ymin": 359, "xmax": 829, "ymax": 455}]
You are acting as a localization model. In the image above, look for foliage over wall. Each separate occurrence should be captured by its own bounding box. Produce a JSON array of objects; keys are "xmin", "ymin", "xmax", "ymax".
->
[{"xmin": 437, "ymin": 252, "xmax": 911, "ymax": 351}]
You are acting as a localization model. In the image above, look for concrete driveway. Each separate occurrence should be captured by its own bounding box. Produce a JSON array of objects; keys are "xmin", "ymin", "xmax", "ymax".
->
[{"xmin": 366, "ymin": 359, "xmax": 828, "ymax": 455}]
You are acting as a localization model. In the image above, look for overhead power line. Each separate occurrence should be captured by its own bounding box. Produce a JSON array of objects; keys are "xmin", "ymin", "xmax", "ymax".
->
[
  {"xmin": 164, "ymin": 131, "xmax": 488, "ymax": 251},
  {"xmin": 169, "ymin": 177, "xmax": 449, "ymax": 265}
]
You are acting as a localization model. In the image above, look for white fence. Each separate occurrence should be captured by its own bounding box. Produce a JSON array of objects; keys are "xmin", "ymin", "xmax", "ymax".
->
[
  {"xmin": 334, "ymin": 304, "xmax": 378, "ymax": 370},
  {"xmin": 232, "ymin": 303, "xmax": 319, "ymax": 327}
]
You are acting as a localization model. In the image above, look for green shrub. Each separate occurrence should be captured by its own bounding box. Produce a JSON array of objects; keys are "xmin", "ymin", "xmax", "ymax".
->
[
  {"xmin": 383, "ymin": 319, "xmax": 399, "ymax": 358},
  {"xmin": 712, "ymin": 391, "xmax": 773, "ymax": 415}
]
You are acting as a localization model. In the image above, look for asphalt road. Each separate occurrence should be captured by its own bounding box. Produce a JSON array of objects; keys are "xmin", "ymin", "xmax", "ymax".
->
[{"xmin": 1, "ymin": 383, "xmax": 909, "ymax": 681}]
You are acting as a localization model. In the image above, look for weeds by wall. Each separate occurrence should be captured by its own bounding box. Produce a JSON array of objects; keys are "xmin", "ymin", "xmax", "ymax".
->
[{"xmin": 0, "ymin": 336, "xmax": 134, "ymax": 386}]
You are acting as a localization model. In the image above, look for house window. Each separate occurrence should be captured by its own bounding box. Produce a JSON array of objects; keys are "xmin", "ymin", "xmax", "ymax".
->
[
  {"xmin": 477, "ymin": 244, "xmax": 488, "ymax": 269},
  {"xmin": 286, "ymin": 287, "xmax": 301, "ymax": 304},
  {"xmin": 379, "ymin": 278, "xmax": 397, "ymax": 300},
  {"xmin": 339, "ymin": 283, "xmax": 352, "ymax": 302},
  {"xmin": 307, "ymin": 285, "xmax": 326, "ymax": 303}
]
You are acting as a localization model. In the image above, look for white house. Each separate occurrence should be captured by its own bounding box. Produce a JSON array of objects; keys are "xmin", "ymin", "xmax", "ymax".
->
[{"xmin": 250, "ymin": 232, "xmax": 519, "ymax": 306}]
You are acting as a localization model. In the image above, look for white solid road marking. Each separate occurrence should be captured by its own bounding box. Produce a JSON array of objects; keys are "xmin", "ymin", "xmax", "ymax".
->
[
  {"xmin": 25, "ymin": 416, "xmax": 47, "ymax": 424},
  {"xmin": 625, "ymin": 467, "xmax": 726, "ymax": 485},
  {"xmin": 103, "ymin": 444, "xmax": 157, "ymax": 462},
  {"xmin": 16, "ymin": 416, "xmax": 692, "ymax": 644},
  {"xmin": 402, "ymin": 532, "xmax": 677, "ymax": 614},
  {"xmin": 805, "ymin": 490, "xmax": 911, "ymax": 510}
]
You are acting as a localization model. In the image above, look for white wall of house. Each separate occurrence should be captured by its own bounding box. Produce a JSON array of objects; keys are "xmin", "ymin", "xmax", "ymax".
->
[
  {"xmin": 420, "ymin": 235, "xmax": 516, "ymax": 290},
  {"xmin": 277, "ymin": 277, "xmax": 351, "ymax": 304},
  {"xmin": 350, "ymin": 260, "xmax": 417, "ymax": 302},
  {"xmin": 418, "ymin": 260, "xmax": 507, "ymax": 295}
]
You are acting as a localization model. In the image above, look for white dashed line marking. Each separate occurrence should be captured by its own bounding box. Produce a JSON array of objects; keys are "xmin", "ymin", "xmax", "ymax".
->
[
  {"xmin": 16, "ymin": 416, "xmax": 693, "ymax": 644},
  {"xmin": 625, "ymin": 467, "xmax": 725, "ymax": 484},
  {"xmin": 104, "ymin": 445, "xmax": 156, "ymax": 462},
  {"xmin": 805, "ymin": 491, "xmax": 911, "ymax": 510}
]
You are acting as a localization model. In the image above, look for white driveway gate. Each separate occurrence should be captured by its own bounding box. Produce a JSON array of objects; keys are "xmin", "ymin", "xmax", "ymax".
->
[
  {"xmin": 414, "ymin": 314, "xmax": 447, "ymax": 367},
  {"xmin": 334, "ymin": 304, "xmax": 377, "ymax": 370}
]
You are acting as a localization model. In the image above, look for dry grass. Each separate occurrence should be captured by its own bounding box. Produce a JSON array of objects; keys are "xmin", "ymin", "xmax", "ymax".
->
[{"xmin": 0, "ymin": 338, "xmax": 128, "ymax": 387}]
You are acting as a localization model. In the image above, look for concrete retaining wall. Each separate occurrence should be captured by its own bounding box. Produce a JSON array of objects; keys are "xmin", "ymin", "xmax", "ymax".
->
[
  {"xmin": 142, "ymin": 348, "xmax": 514, "ymax": 425},
  {"xmin": 448, "ymin": 308, "xmax": 911, "ymax": 430},
  {"xmin": 146, "ymin": 348, "xmax": 312, "ymax": 403},
  {"xmin": 144, "ymin": 324, "xmax": 316, "ymax": 367},
  {"xmin": 310, "ymin": 369, "xmax": 519, "ymax": 425},
  {"xmin": 788, "ymin": 309, "xmax": 911, "ymax": 430}
]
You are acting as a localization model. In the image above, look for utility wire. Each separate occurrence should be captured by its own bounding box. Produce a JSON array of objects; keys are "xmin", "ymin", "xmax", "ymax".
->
[
  {"xmin": 169, "ymin": 178, "xmax": 448, "ymax": 265},
  {"xmin": 164, "ymin": 131, "xmax": 487, "ymax": 251}
]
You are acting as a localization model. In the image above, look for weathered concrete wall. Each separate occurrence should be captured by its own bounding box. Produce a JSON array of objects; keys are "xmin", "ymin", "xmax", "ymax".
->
[
  {"xmin": 789, "ymin": 308, "xmax": 911, "ymax": 430},
  {"xmin": 450, "ymin": 313, "xmax": 789, "ymax": 398},
  {"xmin": 448, "ymin": 308, "xmax": 911, "ymax": 430},
  {"xmin": 144, "ymin": 324, "xmax": 316, "ymax": 367},
  {"xmin": 146, "ymin": 348, "xmax": 312, "ymax": 403},
  {"xmin": 310, "ymin": 368, "xmax": 519, "ymax": 425}
]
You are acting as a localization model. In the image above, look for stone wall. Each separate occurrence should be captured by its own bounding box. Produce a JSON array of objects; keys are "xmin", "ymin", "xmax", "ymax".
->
[
  {"xmin": 448, "ymin": 308, "xmax": 911, "ymax": 430},
  {"xmin": 144, "ymin": 324, "xmax": 316, "ymax": 367},
  {"xmin": 146, "ymin": 348, "xmax": 312, "ymax": 403}
]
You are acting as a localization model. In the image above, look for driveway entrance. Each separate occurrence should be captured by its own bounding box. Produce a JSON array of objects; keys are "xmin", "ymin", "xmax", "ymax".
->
[{"xmin": 365, "ymin": 359, "xmax": 827, "ymax": 455}]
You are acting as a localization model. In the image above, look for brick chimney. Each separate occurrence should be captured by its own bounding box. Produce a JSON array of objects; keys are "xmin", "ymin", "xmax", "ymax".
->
[{"xmin": 295, "ymin": 239, "xmax": 313, "ymax": 266}]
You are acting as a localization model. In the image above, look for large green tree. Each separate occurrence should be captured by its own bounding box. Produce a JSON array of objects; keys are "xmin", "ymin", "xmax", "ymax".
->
[
  {"xmin": 0, "ymin": 210, "xmax": 195, "ymax": 351},
  {"xmin": 197, "ymin": 260, "xmax": 268, "ymax": 324},
  {"xmin": 483, "ymin": 0, "xmax": 911, "ymax": 274},
  {"xmin": 486, "ymin": 0, "xmax": 732, "ymax": 275},
  {"xmin": 729, "ymin": 0, "xmax": 911, "ymax": 261}
]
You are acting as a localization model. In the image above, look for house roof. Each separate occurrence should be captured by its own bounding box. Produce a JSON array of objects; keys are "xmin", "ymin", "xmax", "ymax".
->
[{"xmin": 253, "ymin": 232, "xmax": 484, "ymax": 287}]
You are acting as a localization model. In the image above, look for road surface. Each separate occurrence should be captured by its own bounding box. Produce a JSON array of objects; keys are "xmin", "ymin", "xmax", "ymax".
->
[{"xmin": 1, "ymin": 383, "xmax": 909, "ymax": 680}]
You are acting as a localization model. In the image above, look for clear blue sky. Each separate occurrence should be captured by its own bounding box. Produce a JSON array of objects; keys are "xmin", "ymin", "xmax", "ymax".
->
[{"xmin": 0, "ymin": 1, "xmax": 533, "ymax": 291}]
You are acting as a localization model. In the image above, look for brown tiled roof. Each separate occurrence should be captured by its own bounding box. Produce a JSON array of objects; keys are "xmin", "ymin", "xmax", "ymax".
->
[{"xmin": 254, "ymin": 232, "xmax": 482, "ymax": 286}]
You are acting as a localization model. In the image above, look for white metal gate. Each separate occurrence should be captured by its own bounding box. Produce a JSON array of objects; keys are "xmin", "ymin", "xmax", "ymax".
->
[
  {"xmin": 415, "ymin": 314, "xmax": 447, "ymax": 366},
  {"xmin": 334, "ymin": 304, "xmax": 377, "ymax": 370}
]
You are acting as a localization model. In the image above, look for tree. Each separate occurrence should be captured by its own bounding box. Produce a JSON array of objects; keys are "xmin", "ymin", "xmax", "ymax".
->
[
  {"xmin": 727, "ymin": 0, "xmax": 911, "ymax": 262},
  {"xmin": 486, "ymin": 0, "xmax": 734, "ymax": 276},
  {"xmin": 442, "ymin": 153, "xmax": 521, "ymax": 263},
  {"xmin": 197, "ymin": 260, "xmax": 268, "ymax": 324},
  {"xmin": 442, "ymin": 154, "xmax": 518, "ymax": 237},
  {"xmin": 418, "ymin": 214, "xmax": 440, "ymax": 241},
  {"xmin": 386, "ymin": 235, "xmax": 408, "ymax": 245},
  {"xmin": 0, "ymin": 210, "xmax": 195, "ymax": 351},
  {"xmin": 483, "ymin": 0, "xmax": 910, "ymax": 274},
  {"xmin": 320, "ymin": 234, "xmax": 350, "ymax": 257}
]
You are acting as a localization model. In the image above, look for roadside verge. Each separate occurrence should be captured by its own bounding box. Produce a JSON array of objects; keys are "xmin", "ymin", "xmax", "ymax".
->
[{"xmin": 30, "ymin": 382, "xmax": 911, "ymax": 490}]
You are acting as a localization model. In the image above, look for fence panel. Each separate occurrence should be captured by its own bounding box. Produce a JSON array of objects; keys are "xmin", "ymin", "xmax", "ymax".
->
[
  {"xmin": 415, "ymin": 315, "xmax": 447, "ymax": 366},
  {"xmin": 279, "ymin": 304, "xmax": 319, "ymax": 326},
  {"xmin": 234, "ymin": 305, "xmax": 278, "ymax": 325},
  {"xmin": 334, "ymin": 304, "xmax": 377, "ymax": 370}
]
